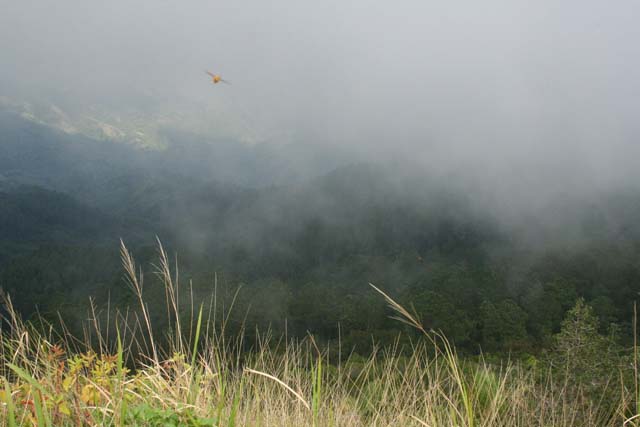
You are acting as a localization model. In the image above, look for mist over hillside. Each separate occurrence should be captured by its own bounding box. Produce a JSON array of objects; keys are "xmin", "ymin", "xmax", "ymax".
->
[
  {"xmin": 2, "ymin": 0, "xmax": 640, "ymax": 357},
  {"xmin": 2, "ymin": 109, "xmax": 640, "ymax": 354},
  {"xmin": 5, "ymin": 107, "xmax": 640, "ymax": 258}
]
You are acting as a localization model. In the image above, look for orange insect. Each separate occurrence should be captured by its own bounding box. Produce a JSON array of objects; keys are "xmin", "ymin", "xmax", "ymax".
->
[{"xmin": 205, "ymin": 70, "xmax": 230, "ymax": 85}]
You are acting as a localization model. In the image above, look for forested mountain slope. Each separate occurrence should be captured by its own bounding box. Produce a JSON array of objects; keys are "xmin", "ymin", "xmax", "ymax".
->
[{"xmin": 2, "ymin": 114, "xmax": 640, "ymax": 354}]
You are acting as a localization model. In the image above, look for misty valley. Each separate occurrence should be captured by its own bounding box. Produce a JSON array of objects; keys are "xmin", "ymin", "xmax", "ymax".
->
[
  {"xmin": 2, "ymin": 101, "xmax": 640, "ymax": 425},
  {"xmin": 2, "ymin": 105, "xmax": 640, "ymax": 426},
  {"xmin": 1, "ymin": 109, "xmax": 638, "ymax": 353}
]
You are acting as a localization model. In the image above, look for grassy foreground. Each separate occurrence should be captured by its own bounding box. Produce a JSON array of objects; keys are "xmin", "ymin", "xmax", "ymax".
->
[{"xmin": 0, "ymin": 241, "xmax": 638, "ymax": 426}]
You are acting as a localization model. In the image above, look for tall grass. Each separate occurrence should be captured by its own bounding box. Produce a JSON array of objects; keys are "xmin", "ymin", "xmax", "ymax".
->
[{"xmin": 0, "ymin": 240, "xmax": 636, "ymax": 426}]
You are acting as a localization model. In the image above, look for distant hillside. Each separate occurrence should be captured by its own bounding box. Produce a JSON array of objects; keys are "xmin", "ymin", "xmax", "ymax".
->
[
  {"xmin": 0, "ymin": 186, "xmax": 121, "ymax": 247},
  {"xmin": 3, "ymin": 109, "xmax": 640, "ymax": 352},
  {"xmin": 0, "ymin": 109, "xmax": 350, "ymax": 194},
  {"xmin": 0, "ymin": 111, "xmax": 140, "ymax": 195}
]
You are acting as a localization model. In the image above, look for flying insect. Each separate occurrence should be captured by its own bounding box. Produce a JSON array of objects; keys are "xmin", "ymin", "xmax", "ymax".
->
[{"xmin": 205, "ymin": 70, "xmax": 230, "ymax": 84}]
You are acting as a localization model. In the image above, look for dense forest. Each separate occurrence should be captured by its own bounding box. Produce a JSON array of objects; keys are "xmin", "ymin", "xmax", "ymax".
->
[{"xmin": 2, "ymin": 111, "xmax": 640, "ymax": 359}]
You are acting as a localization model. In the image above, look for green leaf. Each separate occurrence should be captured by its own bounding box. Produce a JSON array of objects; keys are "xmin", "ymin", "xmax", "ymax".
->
[{"xmin": 2, "ymin": 378, "xmax": 17, "ymax": 427}]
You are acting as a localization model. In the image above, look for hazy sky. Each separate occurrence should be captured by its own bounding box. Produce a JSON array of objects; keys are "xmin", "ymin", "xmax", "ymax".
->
[{"xmin": 2, "ymin": 0, "xmax": 640, "ymax": 194}]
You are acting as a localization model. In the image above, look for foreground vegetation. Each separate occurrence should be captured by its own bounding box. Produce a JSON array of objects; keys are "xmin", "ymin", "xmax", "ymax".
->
[{"xmin": 1, "ymin": 242, "xmax": 639, "ymax": 426}]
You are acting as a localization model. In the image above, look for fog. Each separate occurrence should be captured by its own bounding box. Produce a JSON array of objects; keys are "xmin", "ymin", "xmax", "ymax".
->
[{"xmin": 2, "ymin": 0, "xmax": 640, "ymax": 201}]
